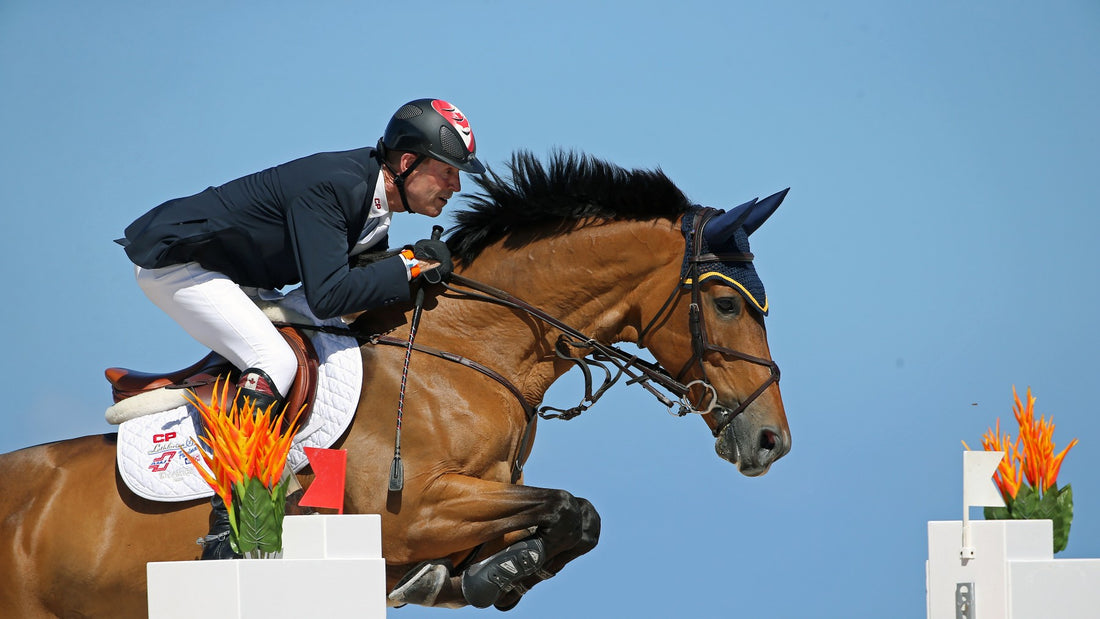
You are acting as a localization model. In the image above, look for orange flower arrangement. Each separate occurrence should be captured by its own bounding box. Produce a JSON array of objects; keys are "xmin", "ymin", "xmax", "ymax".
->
[
  {"xmin": 966, "ymin": 386, "xmax": 1078, "ymax": 553},
  {"xmin": 1012, "ymin": 387, "xmax": 1078, "ymax": 493},
  {"xmin": 180, "ymin": 379, "xmax": 301, "ymax": 558}
]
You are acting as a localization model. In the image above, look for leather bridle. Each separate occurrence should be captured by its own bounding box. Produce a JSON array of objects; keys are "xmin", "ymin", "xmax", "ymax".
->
[
  {"xmin": 637, "ymin": 207, "xmax": 781, "ymax": 437},
  {"xmin": 436, "ymin": 206, "xmax": 780, "ymax": 438}
]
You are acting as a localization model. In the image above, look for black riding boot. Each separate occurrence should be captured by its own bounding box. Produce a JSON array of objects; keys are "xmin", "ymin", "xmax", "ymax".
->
[
  {"xmin": 199, "ymin": 494, "xmax": 239, "ymax": 560},
  {"xmin": 234, "ymin": 367, "xmax": 286, "ymax": 415}
]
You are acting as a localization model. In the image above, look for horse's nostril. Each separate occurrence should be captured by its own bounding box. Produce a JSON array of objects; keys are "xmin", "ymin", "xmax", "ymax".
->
[{"xmin": 759, "ymin": 429, "xmax": 778, "ymax": 452}]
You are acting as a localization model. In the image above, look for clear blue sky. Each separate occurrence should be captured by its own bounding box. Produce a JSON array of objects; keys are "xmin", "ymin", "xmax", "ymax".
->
[{"xmin": 2, "ymin": 2, "xmax": 1098, "ymax": 617}]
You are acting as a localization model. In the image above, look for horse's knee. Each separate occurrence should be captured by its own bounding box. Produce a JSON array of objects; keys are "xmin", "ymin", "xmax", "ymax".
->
[
  {"xmin": 574, "ymin": 497, "xmax": 601, "ymax": 552},
  {"xmin": 540, "ymin": 490, "xmax": 590, "ymax": 548},
  {"xmin": 535, "ymin": 490, "xmax": 601, "ymax": 560}
]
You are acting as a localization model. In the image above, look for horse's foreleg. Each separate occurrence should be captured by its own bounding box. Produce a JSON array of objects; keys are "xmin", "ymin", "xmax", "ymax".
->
[
  {"xmin": 390, "ymin": 474, "xmax": 600, "ymax": 609},
  {"xmin": 492, "ymin": 493, "xmax": 602, "ymax": 611},
  {"xmin": 405, "ymin": 474, "xmax": 598, "ymax": 562}
]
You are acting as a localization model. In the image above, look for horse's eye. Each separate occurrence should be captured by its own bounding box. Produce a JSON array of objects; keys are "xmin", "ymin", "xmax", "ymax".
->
[{"xmin": 713, "ymin": 296, "xmax": 742, "ymax": 316}]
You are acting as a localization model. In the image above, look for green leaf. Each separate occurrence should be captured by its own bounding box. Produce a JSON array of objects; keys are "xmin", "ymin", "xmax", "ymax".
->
[
  {"xmin": 1011, "ymin": 485, "xmax": 1041, "ymax": 519},
  {"xmin": 1051, "ymin": 484, "xmax": 1074, "ymax": 554},
  {"xmin": 1034, "ymin": 485, "xmax": 1061, "ymax": 518},
  {"xmin": 984, "ymin": 483, "xmax": 1075, "ymax": 554},
  {"xmin": 268, "ymin": 479, "xmax": 289, "ymax": 552},
  {"xmin": 233, "ymin": 477, "xmax": 283, "ymax": 554},
  {"xmin": 224, "ymin": 495, "xmax": 241, "ymax": 553}
]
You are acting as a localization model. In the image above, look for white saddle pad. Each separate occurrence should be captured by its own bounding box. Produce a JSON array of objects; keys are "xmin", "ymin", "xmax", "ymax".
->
[{"xmin": 115, "ymin": 290, "xmax": 363, "ymax": 502}]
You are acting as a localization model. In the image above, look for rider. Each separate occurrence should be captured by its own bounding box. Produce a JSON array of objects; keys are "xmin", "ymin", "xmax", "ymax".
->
[{"xmin": 117, "ymin": 98, "xmax": 485, "ymax": 559}]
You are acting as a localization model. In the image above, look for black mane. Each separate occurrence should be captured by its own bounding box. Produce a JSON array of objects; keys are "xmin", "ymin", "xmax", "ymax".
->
[{"xmin": 448, "ymin": 150, "xmax": 692, "ymax": 264}]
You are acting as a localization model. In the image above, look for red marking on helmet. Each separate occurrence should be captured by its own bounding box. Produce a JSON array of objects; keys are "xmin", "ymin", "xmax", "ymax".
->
[{"xmin": 431, "ymin": 100, "xmax": 476, "ymax": 152}]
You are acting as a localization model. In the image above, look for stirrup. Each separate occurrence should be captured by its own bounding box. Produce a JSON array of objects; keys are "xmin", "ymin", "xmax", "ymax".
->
[
  {"xmin": 197, "ymin": 530, "xmax": 238, "ymax": 560},
  {"xmin": 198, "ymin": 494, "xmax": 240, "ymax": 560},
  {"xmin": 460, "ymin": 538, "xmax": 546, "ymax": 608}
]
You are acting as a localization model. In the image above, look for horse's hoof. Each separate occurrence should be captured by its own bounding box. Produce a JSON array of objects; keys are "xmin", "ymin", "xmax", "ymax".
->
[{"xmin": 388, "ymin": 559, "xmax": 452, "ymax": 607}]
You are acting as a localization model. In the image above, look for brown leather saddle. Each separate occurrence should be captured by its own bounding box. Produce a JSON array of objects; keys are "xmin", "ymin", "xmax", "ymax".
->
[{"xmin": 104, "ymin": 325, "xmax": 320, "ymax": 430}]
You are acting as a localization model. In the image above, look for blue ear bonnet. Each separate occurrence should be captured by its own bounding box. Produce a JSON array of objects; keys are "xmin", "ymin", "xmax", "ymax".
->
[{"xmin": 679, "ymin": 188, "xmax": 788, "ymax": 316}]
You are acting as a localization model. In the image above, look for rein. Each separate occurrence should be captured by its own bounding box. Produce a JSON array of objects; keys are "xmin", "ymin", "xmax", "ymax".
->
[
  {"xmin": 440, "ymin": 273, "xmax": 706, "ymax": 419},
  {"xmin": 435, "ymin": 206, "xmax": 780, "ymax": 438}
]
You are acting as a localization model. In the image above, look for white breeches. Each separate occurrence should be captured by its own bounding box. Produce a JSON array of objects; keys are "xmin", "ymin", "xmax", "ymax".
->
[{"xmin": 134, "ymin": 262, "xmax": 298, "ymax": 396}]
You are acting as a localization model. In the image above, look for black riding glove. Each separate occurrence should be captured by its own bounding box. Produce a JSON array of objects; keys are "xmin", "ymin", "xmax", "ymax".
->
[{"xmin": 412, "ymin": 238, "xmax": 454, "ymax": 282}]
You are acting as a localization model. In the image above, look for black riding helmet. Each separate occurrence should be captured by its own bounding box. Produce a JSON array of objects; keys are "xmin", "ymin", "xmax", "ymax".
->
[
  {"xmin": 377, "ymin": 98, "xmax": 485, "ymax": 214},
  {"xmin": 381, "ymin": 98, "xmax": 486, "ymax": 173}
]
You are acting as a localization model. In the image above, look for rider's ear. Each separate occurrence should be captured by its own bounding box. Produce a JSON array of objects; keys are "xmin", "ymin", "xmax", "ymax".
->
[{"xmin": 400, "ymin": 152, "xmax": 420, "ymax": 174}]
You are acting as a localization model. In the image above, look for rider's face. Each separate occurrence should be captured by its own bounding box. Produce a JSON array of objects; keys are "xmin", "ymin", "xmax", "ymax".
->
[{"xmin": 399, "ymin": 155, "xmax": 461, "ymax": 217}]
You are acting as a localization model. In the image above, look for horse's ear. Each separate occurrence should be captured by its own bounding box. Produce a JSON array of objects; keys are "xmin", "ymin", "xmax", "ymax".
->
[
  {"xmin": 742, "ymin": 188, "xmax": 789, "ymax": 236},
  {"xmin": 702, "ymin": 188, "xmax": 789, "ymax": 247},
  {"xmin": 702, "ymin": 198, "xmax": 757, "ymax": 248}
]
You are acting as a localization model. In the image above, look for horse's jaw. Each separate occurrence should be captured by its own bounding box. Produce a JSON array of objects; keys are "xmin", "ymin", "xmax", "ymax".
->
[{"xmin": 713, "ymin": 406, "xmax": 790, "ymax": 477}]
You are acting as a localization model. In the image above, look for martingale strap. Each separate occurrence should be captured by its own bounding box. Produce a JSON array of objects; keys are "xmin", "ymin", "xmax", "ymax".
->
[
  {"xmin": 295, "ymin": 322, "xmax": 537, "ymax": 483},
  {"xmin": 369, "ymin": 334, "xmax": 538, "ymax": 483},
  {"xmin": 369, "ymin": 334, "xmax": 535, "ymax": 423}
]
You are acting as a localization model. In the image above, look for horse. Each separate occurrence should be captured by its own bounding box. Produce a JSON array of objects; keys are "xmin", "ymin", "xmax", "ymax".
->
[{"xmin": 0, "ymin": 150, "xmax": 790, "ymax": 616}]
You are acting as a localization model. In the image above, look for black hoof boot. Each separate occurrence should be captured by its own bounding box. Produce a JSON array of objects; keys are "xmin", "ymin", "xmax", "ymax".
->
[
  {"xmin": 198, "ymin": 494, "xmax": 240, "ymax": 560},
  {"xmin": 460, "ymin": 538, "xmax": 546, "ymax": 609}
]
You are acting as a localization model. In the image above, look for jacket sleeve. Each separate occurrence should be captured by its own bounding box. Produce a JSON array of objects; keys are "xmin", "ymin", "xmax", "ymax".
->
[{"xmin": 285, "ymin": 183, "xmax": 411, "ymax": 320}]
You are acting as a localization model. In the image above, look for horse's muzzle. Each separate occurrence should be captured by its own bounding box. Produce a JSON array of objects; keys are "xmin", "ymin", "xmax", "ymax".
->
[{"xmin": 713, "ymin": 407, "xmax": 790, "ymax": 477}]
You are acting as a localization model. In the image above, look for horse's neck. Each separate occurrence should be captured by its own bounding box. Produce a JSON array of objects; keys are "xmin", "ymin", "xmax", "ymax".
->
[{"xmin": 431, "ymin": 218, "xmax": 682, "ymax": 399}]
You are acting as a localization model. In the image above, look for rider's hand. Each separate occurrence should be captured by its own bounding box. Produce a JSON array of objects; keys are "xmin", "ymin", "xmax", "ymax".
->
[{"xmin": 413, "ymin": 238, "xmax": 453, "ymax": 281}]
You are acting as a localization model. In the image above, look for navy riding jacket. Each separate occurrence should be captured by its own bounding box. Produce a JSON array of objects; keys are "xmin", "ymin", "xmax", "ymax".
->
[{"xmin": 119, "ymin": 147, "xmax": 410, "ymax": 319}]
